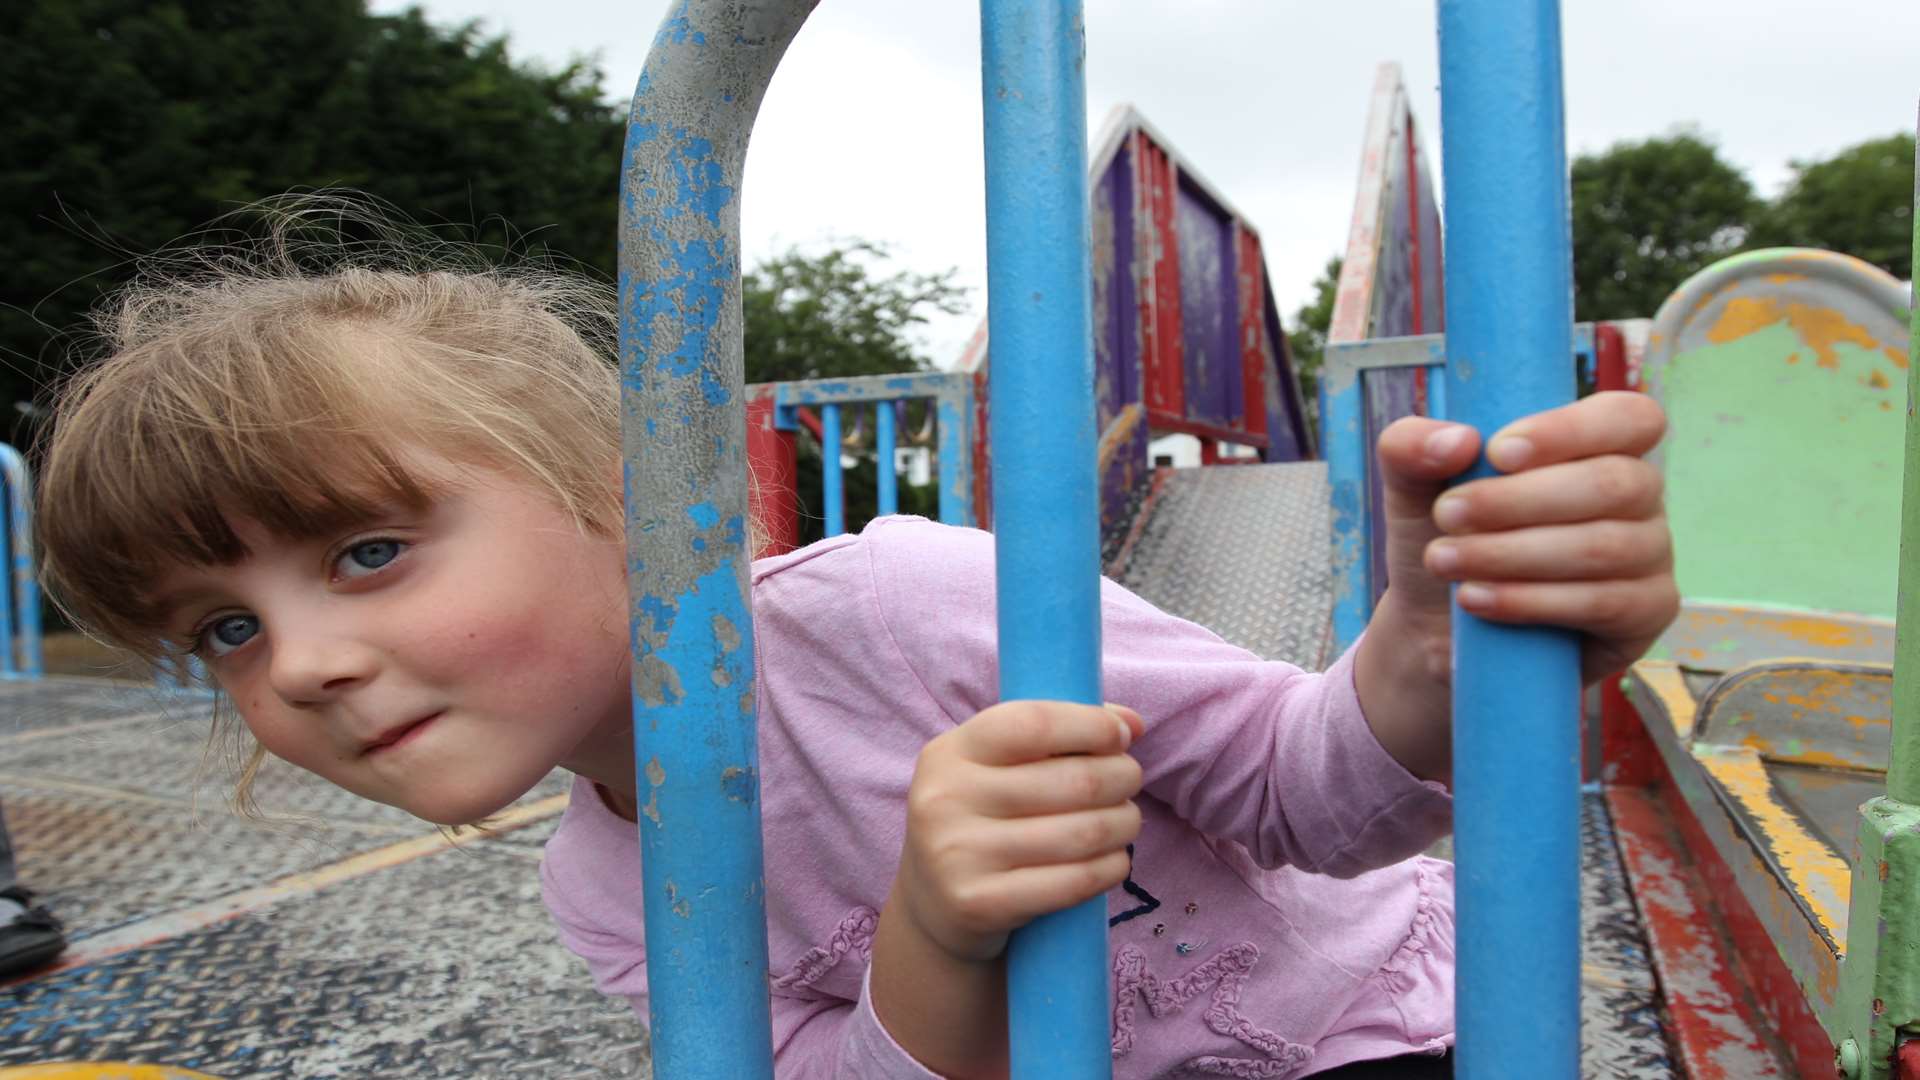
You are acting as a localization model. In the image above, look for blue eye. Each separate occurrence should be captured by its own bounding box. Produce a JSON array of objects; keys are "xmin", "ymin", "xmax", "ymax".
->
[
  {"xmin": 201, "ymin": 614, "xmax": 259, "ymax": 657},
  {"xmin": 337, "ymin": 539, "xmax": 405, "ymax": 579}
]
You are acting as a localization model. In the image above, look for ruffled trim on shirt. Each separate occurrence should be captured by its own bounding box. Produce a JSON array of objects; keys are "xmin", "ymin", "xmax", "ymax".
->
[
  {"xmin": 1111, "ymin": 941, "xmax": 1314, "ymax": 1077},
  {"xmin": 1370, "ymin": 859, "xmax": 1456, "ymax": 1047},
  {"xmin": 771, "ymin": 906, "xmax": 878, "ymax": 993}
]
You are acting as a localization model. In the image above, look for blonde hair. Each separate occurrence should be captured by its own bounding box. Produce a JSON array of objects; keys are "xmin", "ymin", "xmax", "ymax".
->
[{"xmin": 36, "ymin": 196, "xmax": 624, "ymax": 814}]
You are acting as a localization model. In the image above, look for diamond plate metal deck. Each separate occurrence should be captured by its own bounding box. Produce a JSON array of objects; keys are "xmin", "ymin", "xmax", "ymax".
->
[
  {"xmin": 1579, "ymin": 790, "xmax": 1676, "ymax": 1079},
  {"xmin": 2, "ymin": 677, "xmax": 645, "ymax": 1077},
  {"xmin": 1111, "ymin": 463, "xmax": 1334, "ymax": 671}
]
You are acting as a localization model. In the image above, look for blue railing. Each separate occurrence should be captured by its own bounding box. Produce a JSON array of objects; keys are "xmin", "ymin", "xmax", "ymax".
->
[
  {"xmin": 619, "ymin": 0, "xmax": 1582, "ymax": 1076},
  {"xmin": 0, "ymin": 442, "xmax": 44, "ymax": 680},
  {"xmin": 773, "ymin": 371, "xmax": 978, "ymax": 535},
  {"xmin": 1323, "ymin": 324, "xmax": 1597, "ymax": 655}
]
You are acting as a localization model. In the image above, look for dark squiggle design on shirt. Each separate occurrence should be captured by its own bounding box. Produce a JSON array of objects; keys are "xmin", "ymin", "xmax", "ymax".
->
[
  {"xmin": 1109, "ymin": 844, "xmax": 1162, "ymax": 927},
  {"xmin": 770, "ymin": 906, "xmax": 878, "ymax": 991},
  {"xmin": 1111, "ymin": 941, "xmax": 1314, "ymax": 1078}
]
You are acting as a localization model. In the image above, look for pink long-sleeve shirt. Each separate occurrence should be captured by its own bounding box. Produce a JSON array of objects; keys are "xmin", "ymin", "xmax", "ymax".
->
[{"xmin": 540, "ymin": 516, "xmax": 1456, "ymax": 1078}]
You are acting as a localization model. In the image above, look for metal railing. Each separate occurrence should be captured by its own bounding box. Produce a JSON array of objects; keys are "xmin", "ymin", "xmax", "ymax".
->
[
  {"xmin": 770, "ymin": 371, "xmax": 978, "ymax": 536},
  {"xmin": 0, "ymin": 442, "xmax": 43, "ymax": 679},
  {"xmin": 1322, "ymin": 324, "xmax": 1604, "ymax": 654},
  {"xmin": 618, "ymin": 0, "xmax": 1583, "ymax": 1076}
]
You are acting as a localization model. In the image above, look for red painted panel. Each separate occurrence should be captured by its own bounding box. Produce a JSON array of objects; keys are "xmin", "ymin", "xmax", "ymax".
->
[
  {"xmin": 1897, "ymin": 1040, "xmax": 1920, "ymax": 1080},
  {"xmin": 1612, "ymin": 779, "xmax": 1836, "ymax": 1078},
  {"xmin": 1595, "ymin": 322, "xmax": 1632, "ymax": 392},
  {"xmin": 1608, "ymin": 785, "xmax": 1819, "ymax": 1078},
  {"xmin": 1135, "ymin": 131, "xmax": 1185, "ymax": 421},
  {"xmin": 745, "ymin": 387, "xmax": 799, "ymax": 557},
  {"xmin": 971, "ymin": 367, "xmax": 992, "ymax": 530},
  {"xmin": 1234, "ymin": 225, "xmax": 1269, "ymax": 441},
  {"xmin": 1144, "ymin": 409, "xmax": 1269, "ymax": 450}
]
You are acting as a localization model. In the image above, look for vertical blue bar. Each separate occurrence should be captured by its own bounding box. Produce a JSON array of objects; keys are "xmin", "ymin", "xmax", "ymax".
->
[
  {"xmin": 876, "ymin": 401, "xmax": 898, "ymax": 516},
  {"xmin": 0, "ymin": 444, "xmax": 41, "ymax": 678},
  {"xmin": 935, "ymin": 389, "xmax": 974, "ymax": 527},
  {"xmin": 1436, "ymin": 2, "xmax": 1581, "ymax": 1078},
  {"xmin": 822, "ymin": 403, "xmax": 845, "ymax": 536},
  {"xmin": 1324, "ymin": 365, "xmax": 1373, "ymax": 655},
  {"xmin": 1424, "ymin": 364, "xmax": 1448, "ymax": 421},
  {"xmin": 980, "ymin": 2, "xmax": 1107, "ymax": 1076}
]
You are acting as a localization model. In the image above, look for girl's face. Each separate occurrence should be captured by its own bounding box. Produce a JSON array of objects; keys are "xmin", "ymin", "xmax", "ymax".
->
[{"xmin": 150, "ymin": 453, "xmax": 633, "ymax": 825}]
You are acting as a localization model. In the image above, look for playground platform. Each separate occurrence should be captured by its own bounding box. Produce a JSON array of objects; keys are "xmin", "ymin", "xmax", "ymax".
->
[{"xmin": 0, "ymin": 463, "xmax": 1685, "ymax": 1078}]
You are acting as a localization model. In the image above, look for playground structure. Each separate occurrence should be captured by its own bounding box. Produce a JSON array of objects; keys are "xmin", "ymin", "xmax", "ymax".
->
[{"xmin": 2, "ymin": 1, "xmax": 1918, "ymax": 1078}]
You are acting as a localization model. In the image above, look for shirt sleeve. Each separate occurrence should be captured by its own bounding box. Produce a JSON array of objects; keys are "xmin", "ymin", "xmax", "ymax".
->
[{"xmin": 864, "ymin": 517, "xmax": 1452, "ymax": 877}]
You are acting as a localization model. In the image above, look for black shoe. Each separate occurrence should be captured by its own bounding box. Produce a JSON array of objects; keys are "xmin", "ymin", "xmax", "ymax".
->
[{"xmin": 0, "ymin": 885, "xmax": 66, "ymax": 978}]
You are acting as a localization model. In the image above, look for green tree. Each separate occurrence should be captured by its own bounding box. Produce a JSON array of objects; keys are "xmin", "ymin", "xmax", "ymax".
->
[
  {"xmin": 1570, "ymin": 132, "xmax": 1759, "ymax": 321},
  {"xmin": 1286, "ymin": 254, "xmax": 1340, "ymax": 441},
  {"xmin": 1750, "ymin": 133, "xmax": 1915, "ymax": 281},
  {"xmin": 1, "ymin": 0, "xmax": 624, "ymax": 427},
  {"xmin": 742, "ymin": 241, "xmax": 967, "ymax": 385}
]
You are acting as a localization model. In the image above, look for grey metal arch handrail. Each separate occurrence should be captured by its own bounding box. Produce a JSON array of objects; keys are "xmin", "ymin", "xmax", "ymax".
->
[{"xmin": 618, "ymin": 2, "xmax": 816, "ymax": 1076}]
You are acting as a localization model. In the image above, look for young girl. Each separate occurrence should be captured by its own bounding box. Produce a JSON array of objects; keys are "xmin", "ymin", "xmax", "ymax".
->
[{"xmin": 36, "ymin": 242, "xmax": 1675, "ymax": 1078}]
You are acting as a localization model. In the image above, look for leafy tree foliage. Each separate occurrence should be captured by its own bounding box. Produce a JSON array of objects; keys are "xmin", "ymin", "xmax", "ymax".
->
[
  {"xmin": 1570, "ymin": 132, "xmax": 1759, "ymax": 321},
  {"xmin": 1, "ymin": 0, "xmax": 624, "ymax": 428},
  {"xmin": 1751, "ymin": 134, "xmax": 1915, "ymax": 281},
  {"xmin": 741, "ymin": 241, "xmax": 967, "ymax": 385}
]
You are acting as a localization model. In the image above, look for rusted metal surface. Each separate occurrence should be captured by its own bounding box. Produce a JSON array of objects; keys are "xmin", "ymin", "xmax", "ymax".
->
[
  {"xmin": 1607, "ymin": 785, "xmax": 1801, "ymax": 1077},
  {"xmin": 1695, "ymin": 660, "xmax": 1893, "ymax": 772},
  {"xmin": 1620, "ymin": 662, "xmax": 1848, "ymax": 1029},
  {"xmin": 1656, "ymin": 602, "xmax": 1897, "ymax": 672}
]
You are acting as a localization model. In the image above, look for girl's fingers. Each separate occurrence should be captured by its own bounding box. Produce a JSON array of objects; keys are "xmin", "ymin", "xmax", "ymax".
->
[
  {"xmin": 964, "ymin": 753, "xmax": 1144, "ymax": 818},
  {"xmin": 1425, "ymin": 518, "xmax": 1672, "ymax": 583},
  {"xmin": 1453, "ymin": 575, "xmax": 1681, "ymax": 639},
  {"xmin": 977, "ymin": 803, "xmax": 1143, "ymax": 869},
  {"xmin": 956, "ymin": 700, "xmax": 1138, "ymax": 766},
  {"xmin": 947, "ymin": 850, "xmax": 1136, "ymax": 933},
  {"xmin": 1436, "ymin": 455, "xmax": 1663, "ymax": 534},
  {"xmin": 1485, "ymin": 391, "xmax": 1667, "ymax": 473}
]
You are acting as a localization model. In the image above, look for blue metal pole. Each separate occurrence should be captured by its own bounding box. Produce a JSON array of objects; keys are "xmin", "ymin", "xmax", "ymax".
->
[
  {"xmin": 618, "ymin": 3, "xmax": 814, "ymax": 1076},
  {"xmin": 1436, "ymin": 2, "xmax": 1581, "ymax": 1077},
  {"xmin": 0, "ymin": 444, "xmax": 41, "ymax": 678},
  {"xmin": 980, "ymin": 1, "xmax": 1107, "ymax": 1076},
  {"xmin": 822, "ymin": 403, "xmax": 845, "ymax": 536},
  {"xmin": 876, "ymin": 401, "xmax": 898, "ymax": 516},
  {"xmin": 1323, "ymin": 363, "xmax": 1373, "ymax": 655}
]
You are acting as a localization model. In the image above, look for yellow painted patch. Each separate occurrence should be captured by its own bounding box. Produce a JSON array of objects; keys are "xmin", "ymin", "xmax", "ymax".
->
[
  {"xmin": 1705, "ymin": 297, "xmax": 1889, "ymax": 371},
  {"xmin": 1748, "ymin": 614, "xmax": 1876, "ymax": 649},
  {"xmin": 1633, "ymin": 660, "xmax": 1698, "ymax": 740},
  {"xmin": 1869, "ymin": 369, "xmax": 1891, "ymax": 389},
  {"xmin": 0, "ymin": 1060, "xmax": 224, "ymax": 1068},
  {"xmin": 1888, "ymin": 346, "xmax": 1910, "ymax": 371},
  {"xmin": 1765, "ymin": 273, "xmax": 1809, "ymax": 285},
  {"xmin": 1695, "ymin": 746, "xmax": 1850, "ymax": 942}
]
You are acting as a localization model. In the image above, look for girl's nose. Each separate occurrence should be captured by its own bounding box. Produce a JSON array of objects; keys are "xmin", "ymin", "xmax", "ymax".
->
[{"xmin": 268, "ymin": 630, "xmax": 381, "ymax": 706}]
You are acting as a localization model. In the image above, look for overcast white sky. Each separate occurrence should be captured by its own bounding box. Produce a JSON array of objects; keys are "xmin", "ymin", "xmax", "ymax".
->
[{"xmin": 371, "ymin": 0, "xmax": 1920, "ymax": 364}]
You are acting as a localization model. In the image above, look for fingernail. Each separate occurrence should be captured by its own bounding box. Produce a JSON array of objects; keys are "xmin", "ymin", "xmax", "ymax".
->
[
  {"xmin": 1114, "ymin": 716, "xmax": 1134, "ymax": 749},
  {"xmin": 1489, "ymin": 435, "xmax": 1533, "ymax": 470},
  {"xmin": 1423, "ymin": 425, "xmax": 1471, "ymax": 462},
  {"xmin": 1457, "ymin": 582, "xmax": 1494, "ymax": 609},
  {"xmin": 1427, "ymin": 542, "xmax": 1460, "ymax": 574},
  {"xmin": 1433, "ymin": 494, "xmax": 1468, "ymax": 532}
]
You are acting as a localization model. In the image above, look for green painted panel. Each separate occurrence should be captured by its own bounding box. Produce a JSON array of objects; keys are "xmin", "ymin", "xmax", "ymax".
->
[{"xmin": 1664, "ymin": 324, "xmax": 1907, "ymax": 617}]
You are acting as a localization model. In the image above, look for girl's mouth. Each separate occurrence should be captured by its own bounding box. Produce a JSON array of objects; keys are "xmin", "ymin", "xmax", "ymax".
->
[{"xmin": 364, "ymin": 711, "xmax": 442, "ymax": 755}]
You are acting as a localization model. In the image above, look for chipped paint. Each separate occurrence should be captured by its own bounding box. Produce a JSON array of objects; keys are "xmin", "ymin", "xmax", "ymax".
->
[
  {"xmin": 1697, "ymin": 660, "xmax": 1894, "ymax": 772},
  {"xmin": 1634, "ymin": 660, "xmax": 1700, "ymax": 740},
  {"xmin": 1695, "ymin": 745, "xmax": 1851, "ymax": 944}
]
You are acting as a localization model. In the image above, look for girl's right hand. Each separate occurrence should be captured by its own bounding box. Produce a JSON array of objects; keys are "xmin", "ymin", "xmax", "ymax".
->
[{"xmin": 890, "ymin": 701, "xmax": 1146, "ymax": 963}]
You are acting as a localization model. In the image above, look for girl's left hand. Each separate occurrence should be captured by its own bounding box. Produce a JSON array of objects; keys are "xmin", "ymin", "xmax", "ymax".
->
[{"xmin": 1374, "ymin": 390, "xmax": 1680, "ymax": 685}]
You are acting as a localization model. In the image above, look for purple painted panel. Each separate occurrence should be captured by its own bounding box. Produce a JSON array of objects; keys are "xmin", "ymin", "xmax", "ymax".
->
[
  {"xmin": 1091, "ymin": 144, "xmax": 1129, "ymax": 431},
  {"xmin": 1261, "ymin": 289, "xmax": 1310, "ymax": 460},
  {"xmin": 1413, "ymin": 136, "xmax": 1446, "ymax": 334},
  {"xmin": 1364, "ymin": 366, "xmax": 1421, "ymax": 596},
  {"xmin": 1175, "ymin": 179, "xmax": 1238, "ymax": 429},
  {"xmin": 1371, "ymin": 110, "xmax": 1417, "ymax": 338}
]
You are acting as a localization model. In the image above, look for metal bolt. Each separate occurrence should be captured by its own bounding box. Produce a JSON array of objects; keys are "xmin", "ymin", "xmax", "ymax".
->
[{"xmin": 1838, "ymin": 1038, "xmax": 1862, "ymax": 1079}]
